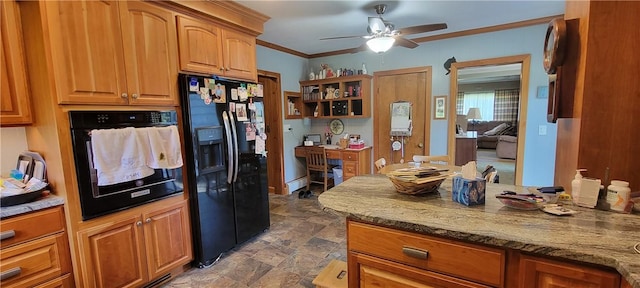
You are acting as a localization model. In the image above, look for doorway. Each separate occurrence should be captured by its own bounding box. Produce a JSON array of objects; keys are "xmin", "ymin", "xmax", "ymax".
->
[
  {"xmin": 257, "ymin": 70, "xmax": 285, "ymax": 194},
  {"xmin": 448, "ymin": 55, "xmax": 531, "ymax": 185},
  {"xmin": 373, "ymin": 67, "xmax": 432, "ymax": 164}
]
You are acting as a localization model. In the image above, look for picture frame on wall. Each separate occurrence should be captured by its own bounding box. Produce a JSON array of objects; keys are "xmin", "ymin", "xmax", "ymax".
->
[{"xmin": 434, "ymin": 95, "xmax": 447, "ymax": 119}]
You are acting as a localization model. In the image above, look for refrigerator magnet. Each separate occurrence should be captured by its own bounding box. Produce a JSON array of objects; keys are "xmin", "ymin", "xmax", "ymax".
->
[
  {"xmin": 236, "ymin": 104, "xmax": 248, "ymax": 121},
  {"xmin": 231, "ymin": 88, "xmax": 238, "ymax": 100},
  {"xmin": 199, "ymin": 87, "xmax": 209, "ymax": 100},
  {"xmin": 238, "ymin": 87, "xmax": 248, "ymax": 102},
  {"xmin": 229, "ymin": 102, "xmax": 236, "ymax": 111},
  {"xmin": 189, "ymin": 77, "xmax": 199, "ymax": 92},
  {"xmin": 213, "ymin": 84, "xmax": 226, "ymax": 103},
  {"xmin": 257, "ymin": 84, "xmax": 264, "ymax": 97}
]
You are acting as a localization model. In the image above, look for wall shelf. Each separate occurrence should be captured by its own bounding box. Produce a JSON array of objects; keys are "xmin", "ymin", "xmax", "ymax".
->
[
  {"xmin": 299, "ymin": 74, "xmax": 371, "ymax": 119},
  {"xmin": 284, "ymin": 90, "xmax": 302, "ymax": 119}
]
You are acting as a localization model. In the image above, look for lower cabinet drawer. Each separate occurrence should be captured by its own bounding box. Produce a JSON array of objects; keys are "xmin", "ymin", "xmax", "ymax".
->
[
  {"xmin": 348, "ymin": 221, "xmax": 505, "ymax": 287},
  {"xmin": 0, "ymin": 233, "xmax": 70, "ymax": 288},
  {"xmin": 342, "ymin": 151, "xmax": 359, "ymax": 161},
  {"xmin": 325, "ymin": 150, "xmax": 341, "ymax": 160},
  {"xmin": 354, "ymin": 253, "xmax": 491, "ymax": 288},
  {"xmin": 1, "ymin": 207, "xmax": 65, "ymax": 248},
  {"xmin": 343, "ymin": 161, "xmax": 358, "ymax": 178}
]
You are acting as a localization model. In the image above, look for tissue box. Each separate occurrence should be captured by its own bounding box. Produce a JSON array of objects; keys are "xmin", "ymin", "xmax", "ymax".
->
[
  {"xmin": 348, "ymin": 143, "xmax": 365, "ymax": 149},
  {"xmin": 452, "ymin": 176, "xmax": 486, "ymax": 206}
]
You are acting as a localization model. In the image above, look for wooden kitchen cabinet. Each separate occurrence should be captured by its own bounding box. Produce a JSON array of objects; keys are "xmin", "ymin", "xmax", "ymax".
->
[
  {"xmin": 0, "ymin": 206, "xmax": 73, "ymax": 288},
  {"xmin": 341, "ymin": 150, "xmax": 371, "ymax": 180},
  {"xmin": 347, "ymin": 220, "xmax": 505, "ymax": 288},
  {"xmin": 177, "ymin": 15, "xmax": 257, "ymax": 82},
  {"xmin": 77, "ymin": 200, "xmax": 191, "ymax": 288},
  {"xmin": 519, "ymin": 255, "xmax": 620, "ymax": 288},
  {"xmin": 20, "ymin": 0, "xmax": 178, "ymax": 106},
  {"xmin": 1, "ymin": 0, "xmax": 33, "ymax": 126}
]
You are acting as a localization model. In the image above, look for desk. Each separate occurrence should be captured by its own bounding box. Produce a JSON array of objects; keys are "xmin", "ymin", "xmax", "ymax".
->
[
  {"xmin": 295, "ymin": 146, "xmax": 372, "ymax": 181},
  {"xmin": 455, "ymin": 133, "xmax": 477, "ymax": 166}
]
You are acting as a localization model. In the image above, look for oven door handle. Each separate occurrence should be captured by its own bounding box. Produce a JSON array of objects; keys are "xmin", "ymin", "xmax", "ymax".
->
[
  {"xmin": 222, "ymin": 111, "xmax": 234, "ymax": 184},
  {"xmin": 228, "ymin": 111, "xmax": 239, "ymax": 183}
]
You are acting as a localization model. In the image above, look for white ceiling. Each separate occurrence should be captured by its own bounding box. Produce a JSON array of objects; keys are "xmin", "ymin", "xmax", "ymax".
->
[{"xmin": 234, "ymin": 0, "xmax": 565, "ymax": 56}]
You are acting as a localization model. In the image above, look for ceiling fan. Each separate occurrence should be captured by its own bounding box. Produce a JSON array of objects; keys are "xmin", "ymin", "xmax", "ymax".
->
[{"xmin": 320, "ymin": 4, "xmax": 448, "ymax": 53}]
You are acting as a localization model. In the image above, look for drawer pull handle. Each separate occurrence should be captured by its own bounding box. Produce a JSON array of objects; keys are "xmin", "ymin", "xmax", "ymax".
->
[
  {"xmin": 1, "ymin": 267, "xmax": 21, "ymax": 281},
  {"xmin": 402, "ymin": 246, "xmax": 429, "ymax": 259},
  {"xmin": 0, "ymin": 230, "xmax": 16, "ymax": 241}
]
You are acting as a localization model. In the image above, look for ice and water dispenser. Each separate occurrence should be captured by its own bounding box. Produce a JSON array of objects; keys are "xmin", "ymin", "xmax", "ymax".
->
[{"xmin": 196, "ymin": 127, "xmax": 224, "ymax": 175}]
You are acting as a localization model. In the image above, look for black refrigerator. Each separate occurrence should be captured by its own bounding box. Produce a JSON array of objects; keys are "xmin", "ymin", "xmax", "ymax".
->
[{"xmin": 179, "ymin": 73, "xmax": 270, "ymax": 268}]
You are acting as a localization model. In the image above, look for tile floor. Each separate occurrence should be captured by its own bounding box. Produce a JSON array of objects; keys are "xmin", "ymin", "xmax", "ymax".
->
[{"xmin": 162, "ymin": 189, "xmax": 346, "ymax": 288}]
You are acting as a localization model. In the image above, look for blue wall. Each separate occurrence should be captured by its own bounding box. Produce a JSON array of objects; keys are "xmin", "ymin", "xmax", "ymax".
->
[{"xmin": 257, "ymin": 23, "xmax": 557, "ymax": 189}]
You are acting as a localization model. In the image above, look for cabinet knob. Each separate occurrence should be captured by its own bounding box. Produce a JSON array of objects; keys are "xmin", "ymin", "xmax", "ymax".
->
[
  {"xmin": 132, "ymin": 93, "xmax": 139, "ymax": 99},
  {"xmin": 220, "ymin": 67, "xmax": 225, "ymax": 71},
  {"xmin": 136, "ymin": 221, "xmax": 142, "ymax": 226},
  {"xmin": 121, "ymin": 93, "xmax": 128, "ymax": 99},
  {"xmin": 402, "ymin": 246, "xmax": 429, "ymax": 260},
  {"xmin": 418, "ymin": 143, "xmax": 424, "ymax": 148},
  {"xmin": 145, "ymin": 218, "xmax": 152, "ymax": 223}
]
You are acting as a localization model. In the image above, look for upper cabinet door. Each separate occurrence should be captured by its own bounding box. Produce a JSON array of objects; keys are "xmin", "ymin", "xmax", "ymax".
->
[
  {"xmin": 1, "ymin": 0, "xmax": 33, "ymax": 126},
  {"xmin": 45, "ymin": 0, "xmax": 128, "ymax": 105},
  {"xmin": 119, "ymin": 1, "xmax": 178, "ymax": 106},
  {"xmin": 176, "ymin": 16, "xmax": 223, "ymax": 75},
  {"xmin": 222, "ymin": 29, "xmax": 257, "ymax": 82}
]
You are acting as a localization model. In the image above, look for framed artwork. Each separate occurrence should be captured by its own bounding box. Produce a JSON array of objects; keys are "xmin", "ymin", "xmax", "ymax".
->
[{"xmin": 434, "ymin": 95, "xmax": 447, "ymax": 119}]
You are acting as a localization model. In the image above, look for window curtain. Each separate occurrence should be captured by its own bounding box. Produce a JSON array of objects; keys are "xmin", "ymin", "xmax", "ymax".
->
[
  {"xmin": 494, "ymin": 89, "xmax": 519, "ymax": 122},
  {"xmin": 460, "ymin": 92, "xmax": 494, "ymax": 121},
  {"xmin": 456, "ymin": 92, "xmax": 464, "ymax": 115}
]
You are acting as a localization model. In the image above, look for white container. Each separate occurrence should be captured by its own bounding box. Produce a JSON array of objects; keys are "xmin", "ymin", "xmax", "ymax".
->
[
  {"xmin": 606, "ymin": 180, "xmax": 631, "ymax": 212},
  {"xmin": 571, "ymin": 169, "xmax": 585, "ymax": 204}
]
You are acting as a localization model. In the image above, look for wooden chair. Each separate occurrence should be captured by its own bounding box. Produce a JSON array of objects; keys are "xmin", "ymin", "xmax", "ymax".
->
[
  {"xmin": 412, "ymin": 155, "xmax": 451, "ymax": 165},
  {"xmin": 374, "ymin": 158, "xmax": 386, "ymax": 173},
  {"xmin": 302, "ymin": 146, "xmax": 336, "ymax": 198}
]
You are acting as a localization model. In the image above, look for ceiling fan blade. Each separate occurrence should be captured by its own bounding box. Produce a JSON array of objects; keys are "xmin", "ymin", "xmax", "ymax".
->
[
  {"xmin": 320, "ymin": 35, "xmax": 368, "ymax": 40},
  {"xmin": 368, "ymin": 17, "xmax": 386, "ymax": 33},
  {"xmin": 398, "ymin": 23, "xmax": 447, "ymax": 35},
  {"xmin": 392, "ymin": 36, "xmax": 419, "ymax": 49},
  {"xmin": 349, "ymin": 43, "xmax": 370, "ymax": 54}
]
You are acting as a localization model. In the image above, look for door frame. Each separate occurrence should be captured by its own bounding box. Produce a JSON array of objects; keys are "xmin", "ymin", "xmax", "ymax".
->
[
  {"xmin": 373, "ymin": 67, "xmax": 432, "ymax": 164},
  {"xmin": 448, "ymin": 54, "xmax": 530, "ymax": 185},
  {"xmin": 257, "ymin": 69, "xmax": 285, "ymax": 194}
]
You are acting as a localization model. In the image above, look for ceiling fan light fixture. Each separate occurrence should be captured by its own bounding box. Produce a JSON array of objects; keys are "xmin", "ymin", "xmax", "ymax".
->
[{"xmin": 366, "ymin": 36, "xmax": 395, "ymax": 53}]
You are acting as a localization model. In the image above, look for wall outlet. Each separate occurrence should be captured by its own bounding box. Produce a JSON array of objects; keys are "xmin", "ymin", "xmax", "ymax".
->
[{"xmin": 538, "ymin": 125, "xmax": 547, "ymax": 136}]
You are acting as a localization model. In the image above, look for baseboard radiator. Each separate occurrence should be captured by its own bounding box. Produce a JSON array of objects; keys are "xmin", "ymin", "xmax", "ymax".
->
[{"xmin": 286, "ymin": 176, "xmax": 308, "ymax": 194}]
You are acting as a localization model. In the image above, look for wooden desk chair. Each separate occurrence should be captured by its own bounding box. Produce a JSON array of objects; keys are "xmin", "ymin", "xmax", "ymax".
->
[
  {"xmin": 412, "ymin": 155, "xmax": 451, "ymax": 165},
  {"xmin": 302, "ymin": 146, "xmax": 336, "ymax": 198},
  {"xmin": 374, "ymin": 158, "xmax": 386, "ymax": 173}
]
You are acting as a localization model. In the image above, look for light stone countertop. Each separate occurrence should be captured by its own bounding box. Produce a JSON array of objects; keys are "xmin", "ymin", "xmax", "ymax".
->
[
  {"xmin": 1, "ymin": 195, "xmax": 65, "ymax": 219},
  {"xmin": 318, "ymin": 174, "xmax": 640, "ymax": 288}
]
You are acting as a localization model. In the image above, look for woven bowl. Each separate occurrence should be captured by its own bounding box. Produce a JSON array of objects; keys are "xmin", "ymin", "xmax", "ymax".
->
[{"xmin": 387, "ymin": 175, "xmax": 446, "ymax": 195}]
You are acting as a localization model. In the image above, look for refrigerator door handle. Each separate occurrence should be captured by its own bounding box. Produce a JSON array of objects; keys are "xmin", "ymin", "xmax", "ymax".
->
[
  {"xmin": 228, "ymin": 111, "xmax": 239, "ymax": 183},
  {"xmin": 222, "ymin": 111, "xmax": 234, "ymax": 184}
]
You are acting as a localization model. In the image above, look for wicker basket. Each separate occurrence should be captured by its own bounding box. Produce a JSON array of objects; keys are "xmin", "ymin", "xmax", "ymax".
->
[{"xmin": 386, "ymin": 168, "xmax": 450, "ymax": 195}]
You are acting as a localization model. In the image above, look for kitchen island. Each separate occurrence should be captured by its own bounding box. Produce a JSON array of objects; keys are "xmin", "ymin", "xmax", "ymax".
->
[{"xmin": 318, "ymin": 174, "xmax": 640, "ymax": 288}]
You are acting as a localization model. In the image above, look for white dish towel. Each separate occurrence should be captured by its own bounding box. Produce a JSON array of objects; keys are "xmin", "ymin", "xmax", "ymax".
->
[
  {"xmin": 91, "ymin": 127, "xmax": 155, "ymax": 186},
  {"xmin": 139, "ymin": 125, "xmax": 184, "ymax": 169}
]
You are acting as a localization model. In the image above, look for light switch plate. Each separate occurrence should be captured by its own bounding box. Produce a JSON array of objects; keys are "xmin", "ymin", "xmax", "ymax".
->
[{"xmin": 538, "ymin": 125, "xmax": 547, "ymax": 135}]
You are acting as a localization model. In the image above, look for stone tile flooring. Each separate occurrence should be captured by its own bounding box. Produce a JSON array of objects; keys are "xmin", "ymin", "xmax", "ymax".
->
[{"xmin": 162, "ymin": 189, "xmax": 346, "ymax": 288}]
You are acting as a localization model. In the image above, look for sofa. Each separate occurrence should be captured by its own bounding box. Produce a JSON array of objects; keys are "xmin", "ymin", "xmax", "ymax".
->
[
  {"xmin": 496, "ymin": 135, "xmax": 517, "ymax": 159},
  {"xmin": 467, "ymin": 121, "xmax": 517, "ymax": 149}
]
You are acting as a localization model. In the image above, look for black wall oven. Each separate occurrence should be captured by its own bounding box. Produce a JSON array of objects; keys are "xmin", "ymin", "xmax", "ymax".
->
[{"xmin": 69, "ymin": 111, "xmax": 183, "ymax": 220}]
